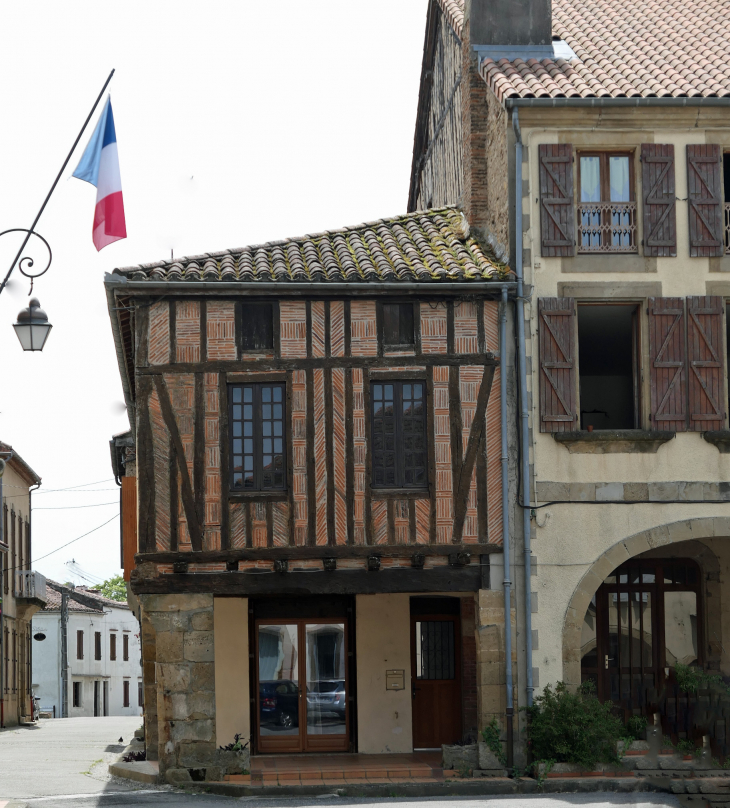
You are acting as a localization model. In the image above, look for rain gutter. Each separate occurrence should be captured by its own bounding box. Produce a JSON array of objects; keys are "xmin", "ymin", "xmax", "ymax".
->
[{"xmin": 505, "ymin": 96, "xmax": 730, "ymax": 108}]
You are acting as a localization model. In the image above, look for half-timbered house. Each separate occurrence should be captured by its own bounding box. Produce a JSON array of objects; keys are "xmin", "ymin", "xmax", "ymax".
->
[{"xmin": 106, "ymin": 207, "xmax": 516, "ymax": 780}]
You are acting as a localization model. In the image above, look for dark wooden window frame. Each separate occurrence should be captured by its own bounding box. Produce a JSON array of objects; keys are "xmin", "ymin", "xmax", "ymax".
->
[
  {"xmin": 123, "ymin": 633, "xmax": 129, "ymax": 662},
  {"xmin": 76, "ymin": 630, "xmax": 84, "ymax": 661},
  {"xmin": 110, "ymin": 632, "xmax": 117, "ymax": 662},
  {"xmin": 123, "ymin": 680, "xmax": 130, "ymax": 708},
  {"xmin": 379, "ymin": 301, "xmax": 419, "ymax": 352},
  {"xmin": 577, "ymin": 150, "xmax": 637, "ymax": 254},
  {"xmin": 228, "ymin": 382, "xmax": 287, "ymax": 492},
  {"xmin": 370, "ymin": 379, "xmax": 428, "ymax": 490},
  {"xmin": 236, "ymin": 300, "xmax": 280, "ymax": 357},
  {"xmin": 94, "ymin": 631, "xmax": 102, "ymax": 661}
]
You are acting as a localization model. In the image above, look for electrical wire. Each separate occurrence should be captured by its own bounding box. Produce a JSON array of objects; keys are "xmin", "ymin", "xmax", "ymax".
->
[
  {"xmin": 33, "ymin": 501, "xmax": 118, "ymax": 511},
  {"xmin": 29, "ymin": 513, "xmax": 119, "ymax": 565}
]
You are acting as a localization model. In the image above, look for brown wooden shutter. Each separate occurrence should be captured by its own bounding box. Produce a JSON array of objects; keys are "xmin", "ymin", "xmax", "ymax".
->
[
  {"xmin": 648, "ymin": 297, "xmax": 687, "ymax": 431},
  {"xmin": 538, "ymin": 298, "xmax": 577, "ymax": 432},
  {"xmin": 687, "ymin": 144, "xmax": 724, "ymax": 257},
  {"xmin": 641, "ymin": 144, "xmax": 677, "ymax": 257},
  {"xmin": 77, "ymin": 630, "xmax": 84, "ymax": 661},
  {"xmin": 687, "ymin": 296, "xmax": 726, "ymax": 430},
  {"xmin": 539, "ymin": 144, "xmax": 575, "ymax": 257}
]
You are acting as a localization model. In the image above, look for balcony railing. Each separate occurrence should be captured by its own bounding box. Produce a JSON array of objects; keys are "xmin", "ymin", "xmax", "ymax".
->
[
  {"xmin": 14, "ymin": 570, "xmax": 47, "ymax": 602},
  {"xmin": 725, "ymin": 203, "xmax": 730, "ymax": 254},
  {"xmin": 578, "ymin": 201, "xmax": 637, "ymax": 254}
]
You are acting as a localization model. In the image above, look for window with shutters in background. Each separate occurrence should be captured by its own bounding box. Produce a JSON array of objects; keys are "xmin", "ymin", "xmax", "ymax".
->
[
  {"xmin": 578, "ymin": 304, "xmax": 641, "ymax": 430},
  {"xmin": 77, "ymin": 630, "xmax": 84, "ymax": 660},
  {"xmin": 578, "ymin": 152, "xmax": 636, "ymax": 253},
  {"xmin": 110, "ymin": 633, "xmax": 117, "ymax": 662},
  {"xmin": 539, "ymin": 144, "xmax": 575, "ymax": 257},
  {"xmin": 123, "ymin": 680, "xmax": 130, "ymax": 708},
  {"xmin": 123, "ymin": 633, "xmax": 129, "ymax": 661},
  {"xmin": 94, "ymin": 632, "xmax": 101, "ymax": 661},
  {"xmin": 138, "ymin": 681, "xmax": 143, "ymax": 707},
  {"xmin": 371, "ymin": 381, "xmax": 427, "ymax": 488},
  {"xmin": 73, "ymin": 681, "xmax": 82, "ymax": 708},
  {"xmin": 2, "ymin": 505, "xmax": 7, "ymax": 595},
  {"xmin": 641, "ymin": 144, "xmax": 677, "ymax": 257}
]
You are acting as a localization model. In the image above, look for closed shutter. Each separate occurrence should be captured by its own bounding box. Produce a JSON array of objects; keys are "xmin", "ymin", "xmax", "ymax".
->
[
  {"xmin": 539, "ymin": 144, "xmax": 575, "ymax": 257},
  {"xmin": 538, "ymin": 298, "xmax": 577, "ymax": 432},
  {"xmin": 687, "ymin": 296, "xmax": 726, "ymax": 430},
  {"xmin": 648, "ymin": 297, "xmax": 687, "ymax": 431},
  {"xmin": 687, "ymin": 144, "xmax": 723, "ymax": 257},
  {"xmin": 641, "ymin": 144, "xmax": 677, "ymax": 257}
]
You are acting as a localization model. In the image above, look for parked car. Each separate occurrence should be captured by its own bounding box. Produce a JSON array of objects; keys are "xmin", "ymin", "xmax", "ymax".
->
[
  {"xmin": 306, "ymin": 680, "xmax": 346, "ymax": 720},
  {"xmin": 259, "ymin": 680, "xmax": 299, "ymax": 729}
]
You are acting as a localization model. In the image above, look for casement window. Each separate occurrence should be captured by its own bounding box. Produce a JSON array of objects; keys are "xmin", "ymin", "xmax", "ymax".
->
[
  {"xmin": 123, "ymin": 680, "xmax": 130, "ymax": 708},
  {"xmin": 72, "ymin": 681, "xmax": 82, "ymax": 708},
  {"xmin": 538, "ymin": 296, "xmax": 727, "ymax": 433},
  {"xmin": 123, "ymin": 633, "xmax": 129, "ymax": 662},
  {"xmin": 578, "ymin": 151, "xmax": 636, "ymax": 253},
  {"xmin": 229, "ymin": 383, "xmax": 286, "ymax": 491},
  {"xmin": 110, "ymin": 633, "xmax": 116, "ymax": 662},
  {"xmin": 77, "ymin": 630, "xmax": 84, "ymax": 660},
  {"xmin": 381, "ymin": 302, "xmax": 416, "ymax": 349},
  {"xmin": 371, "ymin": 381, "xmax": 427, "ymax": 488},
  {"xmin": 238, "ymin": 302, "xmax": 275, "ymax": 352},
  {"xmin": 138, "ymin": 681, "xmax": 143, "ymax": 707},
  {"xmin": 94, "ymin": 632, "xmax": 102, "ymax": 661}
]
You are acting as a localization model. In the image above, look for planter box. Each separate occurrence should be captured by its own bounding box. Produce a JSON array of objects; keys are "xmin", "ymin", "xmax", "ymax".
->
[
  {"xmin": 442, "ymin": 743, "xmax": 478, "ymax": 772},
  {"xmin": 477, "ymin": 742, "xmax": 508, "ymax": 776}
]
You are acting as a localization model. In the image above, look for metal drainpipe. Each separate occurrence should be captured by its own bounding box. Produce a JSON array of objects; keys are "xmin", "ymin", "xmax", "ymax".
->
[
  {"xmin": 512, "ymin": 108, "xmax": 534, "ymax": 707},
  {"xmin": 500, "ymin": 286, "xmax": 514, "ymax": 767}
]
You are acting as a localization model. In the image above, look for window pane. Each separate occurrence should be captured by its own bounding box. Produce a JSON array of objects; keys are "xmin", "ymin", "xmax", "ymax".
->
[
  {"xmin": 240, "ymin": 302, "xmax": 274, "ymax": 351},
  {"xmin": 372, "ymin": 379, "xmax": 426, "ymax": 488},
  {"xmin": 609, "ymin": 156, "xmax": 630, "ymax": 202},
  {"xmin": 259, "ymin": 624, "xmax": 299, "ymax": 736},
  {"xmin": 580, "ymin": 156, "xmax": 601, "ymax": 202},
  {"xmin": 306, "ymin": 624, "xmax": 346, "ymax": 736}
]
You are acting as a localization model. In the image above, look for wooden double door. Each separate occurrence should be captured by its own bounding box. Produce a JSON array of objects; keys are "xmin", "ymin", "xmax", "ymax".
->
[
  {"xmin": 581, "ymin": 558, "xmax": 702, "ymax": 724},
  {"xmin": 255, "ymin": 619, "xmax": 349, "ymax": 753}
]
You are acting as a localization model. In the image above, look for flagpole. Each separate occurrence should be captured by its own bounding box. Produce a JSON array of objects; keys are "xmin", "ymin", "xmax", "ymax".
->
[{"xmin": 0, "ymin": 69, "xmax": 116, "ymax": 297}]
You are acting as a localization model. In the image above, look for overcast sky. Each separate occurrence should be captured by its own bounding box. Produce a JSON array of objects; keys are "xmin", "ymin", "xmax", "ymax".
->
[{"xmin": 0, "ymin": 0, "xmax": 428, "ymax": 585}]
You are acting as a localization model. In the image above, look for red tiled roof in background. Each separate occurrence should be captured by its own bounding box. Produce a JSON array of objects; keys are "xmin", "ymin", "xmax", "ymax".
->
[
  {"xmin": 437, "ymin": 0, "xmax": 730, "ymax": 100},
  {"xmin": 42, "ymin": 582, "xmax": 130, "ymax": 613}
]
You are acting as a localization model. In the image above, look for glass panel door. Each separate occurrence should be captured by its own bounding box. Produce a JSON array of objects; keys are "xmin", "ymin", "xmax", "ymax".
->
[
  {"xmin": 257, "ymin": 623, "xmax": 301, "ymax": 752},
  {"xmin": 305, "ymin": 623, "xmax": 348, "ymax": 750}
]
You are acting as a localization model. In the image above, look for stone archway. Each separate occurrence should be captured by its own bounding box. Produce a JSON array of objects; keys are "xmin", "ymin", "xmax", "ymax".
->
[{"xmin": 562, "ymin": 516, "xmax": 730, "ymax": 688}]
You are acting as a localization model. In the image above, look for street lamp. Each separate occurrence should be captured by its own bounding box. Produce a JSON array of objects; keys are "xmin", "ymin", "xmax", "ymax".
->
[{"xmin": 13, "ymin": 298, "xmax": 52, "ymax": 351}]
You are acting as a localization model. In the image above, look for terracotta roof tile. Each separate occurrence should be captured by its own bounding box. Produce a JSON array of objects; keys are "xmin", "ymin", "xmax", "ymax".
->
[
  {"xmin": 42, "ymin": 582, "xmax": 129, "ymax": 613},
  {"xmin": 113, "ymin": 208, "xmax": 508, "ymax": 284},
  {"xmin": 436, "ymin": 0, "xmax": 730, "ymax": 100}
]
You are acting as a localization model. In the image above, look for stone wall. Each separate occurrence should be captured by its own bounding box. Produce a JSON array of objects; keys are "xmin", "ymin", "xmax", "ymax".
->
[{"xmin": 140, "ymin": 592, "xmax": 246, "ymax": 784}]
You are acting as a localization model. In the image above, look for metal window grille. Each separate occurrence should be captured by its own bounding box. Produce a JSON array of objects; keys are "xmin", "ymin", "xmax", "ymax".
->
[
  {"xmin": 229, "ymin": 383, "xmax": 286, "ymax": 491},
  {"xmin": 415, "ymin": 620, "xmax": 455, "ymax": 680},
  {"xmin": 371, "ymin": 381, "xmax": 427, "ymax": 488}
]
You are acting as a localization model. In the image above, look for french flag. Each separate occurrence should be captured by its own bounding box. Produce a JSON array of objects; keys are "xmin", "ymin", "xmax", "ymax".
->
[{"xmin": 73, "ymin": 96, "xmax": 127, "ymax": 251}]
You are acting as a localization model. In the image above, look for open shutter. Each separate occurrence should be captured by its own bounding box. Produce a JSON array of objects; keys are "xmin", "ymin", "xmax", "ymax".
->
[
  {"xmin": 687, "ymin": 296, "xmax": 726, "ymax": 431},
  {"xmin": 539, "ymin": 144, "xmax": 575, "ymax": 257},
  {"xmin": 538, "ymin": 297, "xmax": 577, "ymax": 432},
  {"xmin": 648, "ymin": 297, "xmax": 687, "ymax": 431},
  {"xmin": 641, "ymin": 144, "xmax": 677, "ymax": 257},
  {"xmin": 687, "ymin": 144, "xmax": 723, "ymax": 257}
]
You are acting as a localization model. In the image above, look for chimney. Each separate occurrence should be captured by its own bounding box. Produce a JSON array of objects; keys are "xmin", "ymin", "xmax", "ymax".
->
[{"xmin": 466, "ymin": 0, "xmax": 552, "ymax": 57}]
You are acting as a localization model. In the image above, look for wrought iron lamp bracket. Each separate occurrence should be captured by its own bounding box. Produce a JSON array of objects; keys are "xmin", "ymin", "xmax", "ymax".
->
[{"xmin": 0, "ymin": 229, "xmax": 52, "ymax": 294}]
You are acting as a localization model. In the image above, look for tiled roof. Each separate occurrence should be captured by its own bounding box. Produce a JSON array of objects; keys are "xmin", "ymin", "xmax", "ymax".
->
[
  {"xmin": 42, "ymin": 582, "xmax": 129, "ymax": 613},
  {"xmin": 438, "ymin": 0, "xmax": 730, "ymax": 100},
  {"xmin": 112, "ymin": 208, "xmax": 508, "ymax": 284}
]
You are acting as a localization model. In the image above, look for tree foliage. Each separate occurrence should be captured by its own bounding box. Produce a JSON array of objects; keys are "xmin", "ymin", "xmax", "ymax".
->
[{"xmin": 97, "ymin": 574, "xmax": 127, "ymax": 602}]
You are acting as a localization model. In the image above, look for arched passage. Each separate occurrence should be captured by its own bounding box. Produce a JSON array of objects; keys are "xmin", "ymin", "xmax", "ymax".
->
[{"xmin": 562, "ymin": 516, "xmax": 729, "ymax": 688}]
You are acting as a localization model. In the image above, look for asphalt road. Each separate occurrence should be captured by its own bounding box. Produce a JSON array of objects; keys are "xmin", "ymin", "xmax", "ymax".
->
[{"xmin": 0, "ymin": 718, "xmax": 684, "ymax": 807}]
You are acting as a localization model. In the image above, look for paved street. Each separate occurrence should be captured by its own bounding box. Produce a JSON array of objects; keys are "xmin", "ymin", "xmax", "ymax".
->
[{"xmin": 0, "ymin": 719, "xmax": 683, "ymax": 807}]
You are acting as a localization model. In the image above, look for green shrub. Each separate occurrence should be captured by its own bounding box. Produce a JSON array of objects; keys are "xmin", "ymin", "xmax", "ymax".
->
[
  {"xmin": 675, "ymin": 662, "xmax": 729, "ymax": 696},
  {"xmin": 625, "ymin": 715, "xmax": 647, "ymax": 741},
  {"xmin": 524, "ymin": 681, "xmax": 624, "ymax": 770}
]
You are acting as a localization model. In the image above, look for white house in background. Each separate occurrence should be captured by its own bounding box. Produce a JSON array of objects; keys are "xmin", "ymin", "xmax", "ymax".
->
[{"xmin": 32, "ymin": 583, "xmax": 142, "ymax": 718}]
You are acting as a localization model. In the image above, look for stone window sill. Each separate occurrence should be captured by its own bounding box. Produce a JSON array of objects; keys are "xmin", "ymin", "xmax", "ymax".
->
[
  {"xmin": 553, "ymin": 430, "xmax": 674, "ymax": 454},
  {"xmin": 703, "ymin": 431, "xmax": 730, "ymax": 453}
]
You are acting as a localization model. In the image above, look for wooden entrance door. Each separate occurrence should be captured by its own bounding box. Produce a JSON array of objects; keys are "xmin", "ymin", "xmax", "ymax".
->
[
  {"xmin": 411, "ymin": 615, "xmax": 462, "ymax": 748},
  {"xmin": 255, "ymin": 619, "xmax": 349, "ymax": 753}
]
